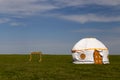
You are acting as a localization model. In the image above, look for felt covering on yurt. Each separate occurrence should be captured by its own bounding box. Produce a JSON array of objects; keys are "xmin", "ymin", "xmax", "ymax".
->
[{"xmin": 72, "ymin": 38, "xmax": 109, "ymax": 64}]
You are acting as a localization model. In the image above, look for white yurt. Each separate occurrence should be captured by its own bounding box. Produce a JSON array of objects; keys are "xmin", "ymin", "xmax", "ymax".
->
[{"xmin": 71, "ymin": 38, "xmax": 110, "ymax": 64}]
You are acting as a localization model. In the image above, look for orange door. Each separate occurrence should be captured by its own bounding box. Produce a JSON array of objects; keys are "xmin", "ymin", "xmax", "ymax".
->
[{"xmin": 94, "ymin": 50, "xmax": 103, "ymax": 64}]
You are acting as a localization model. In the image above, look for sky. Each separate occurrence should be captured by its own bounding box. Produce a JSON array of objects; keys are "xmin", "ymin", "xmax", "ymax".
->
[{"xmin": 0, "ymin": 0, "xmax": 120, "ymax": 54}]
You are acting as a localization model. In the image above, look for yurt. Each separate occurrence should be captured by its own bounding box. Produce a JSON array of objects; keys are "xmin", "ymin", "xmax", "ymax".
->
[{"xmin": 71, "ymin": 38, "xmax": 110, "ymax": 64}]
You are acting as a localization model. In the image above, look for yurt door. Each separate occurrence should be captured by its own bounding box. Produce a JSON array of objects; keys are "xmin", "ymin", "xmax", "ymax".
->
[{"xmin": 94, "ymin": 50, "xmax": 103, "ymax": 64}]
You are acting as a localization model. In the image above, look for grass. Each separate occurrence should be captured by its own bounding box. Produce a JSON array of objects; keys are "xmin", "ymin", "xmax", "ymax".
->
[{"xmin": 0, "ymin": 54, "xmax": 120, "ymax": 80}]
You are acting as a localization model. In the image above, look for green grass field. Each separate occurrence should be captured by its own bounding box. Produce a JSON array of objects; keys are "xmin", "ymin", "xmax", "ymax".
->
[{"xmin": 0, "ymin": 54, "xmax": 120, "ymax": 80}]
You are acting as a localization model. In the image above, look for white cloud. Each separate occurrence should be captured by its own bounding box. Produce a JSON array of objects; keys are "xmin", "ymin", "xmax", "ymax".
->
[
  {"xmin": 91, "ymin": 0, "xmax": 120, "ymax": 6},
  {"xmin": 0, "ymin": 0, "xmax": 120, "ymax": 24},
  {"xmin": 0, "ymin": 18, "xmax": 25, "ymax": 26},
  {"xmin": 0, "ymin": 0, "xmax": 57, "ymax": 16},
  {"xmin": 53, "ymin": 0, "xmax": 120, "ymax": 7},
  {"xmin": 0, "ymin": 18, "xmax": 10, "ymax": 24},
  {"xmin": 0, "ymin": 0, "xmax": 120, "ymax": 16},
  {"xmin": 60, "ymin": 14, "xmax": 120, "ymax": 23},
  {"xmin": 10, "ymin": 22, "xmax": 24, "ymax": 26}
]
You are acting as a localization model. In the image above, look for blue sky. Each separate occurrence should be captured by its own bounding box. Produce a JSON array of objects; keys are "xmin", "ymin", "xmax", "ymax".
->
[{"xmin": 0, "ymin": 0, "xmax": 120, "ymax": 54}]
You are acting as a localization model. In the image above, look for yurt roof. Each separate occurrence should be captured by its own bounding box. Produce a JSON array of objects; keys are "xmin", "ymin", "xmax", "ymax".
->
[{"xmin": 72, "ymin": 38, "xmax": 108, "ymax": 51}]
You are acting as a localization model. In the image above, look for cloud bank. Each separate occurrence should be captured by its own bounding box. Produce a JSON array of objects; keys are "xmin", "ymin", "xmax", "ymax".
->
[
  {"xmin": 0, "ymin": 0, "xmax": 120, "ymax": 24},
  {"xmin": 60, "ymin": 14, "xmax": 120, "ymax": 23}
]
